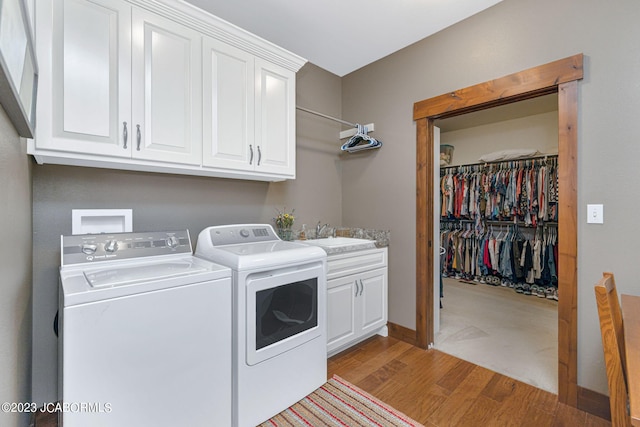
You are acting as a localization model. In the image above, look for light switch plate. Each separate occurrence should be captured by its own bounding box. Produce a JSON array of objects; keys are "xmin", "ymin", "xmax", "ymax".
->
[{"xmin": 587, "ymin": 204, "xmax": 604, "ymax": 224}]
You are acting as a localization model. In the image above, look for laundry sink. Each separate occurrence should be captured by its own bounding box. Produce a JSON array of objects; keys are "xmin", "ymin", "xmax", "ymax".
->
[{"xmin": 298, "ymin": 237, "xmax": 376, "ymax": 254}]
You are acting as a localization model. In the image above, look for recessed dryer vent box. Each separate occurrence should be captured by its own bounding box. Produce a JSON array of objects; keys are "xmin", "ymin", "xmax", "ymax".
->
[{"xmin": 72, "ymin": 209, "xmax": 133, "ymax": 235}]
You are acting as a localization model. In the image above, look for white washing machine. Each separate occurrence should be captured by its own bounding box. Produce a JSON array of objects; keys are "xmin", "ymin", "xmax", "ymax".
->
[
  {"xmin": 59, "ymin": 230, "xmax": 232, "ymax": 427},
  {"xmin": 195, "ymin": 224, "xmax": 327, "ymax": 427}
]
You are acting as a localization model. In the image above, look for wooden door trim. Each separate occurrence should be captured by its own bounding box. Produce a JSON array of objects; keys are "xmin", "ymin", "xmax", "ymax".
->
[
  {"xmin": 414, "ymin": 54, "xmax": 582, "ymax": 406},
  {"xmin": 413, "ymin": 54, "xmax": 584, "ymax": 121}
]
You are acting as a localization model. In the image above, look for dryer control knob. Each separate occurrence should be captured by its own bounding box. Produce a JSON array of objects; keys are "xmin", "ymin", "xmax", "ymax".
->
[
  {"xmin": 166, "ymin": 236, "xmax": 179, "ymax": 248},
  {"xmin": 104, "ymin": 240, "xmax": 119, "ymax": 253},
  {"xmin": 81, "ymin": 243, "xmax": 98, "ymax": 255},
  {"xmin": 239, "ymin": 229, "xmax": 250, "ymax": 238}
]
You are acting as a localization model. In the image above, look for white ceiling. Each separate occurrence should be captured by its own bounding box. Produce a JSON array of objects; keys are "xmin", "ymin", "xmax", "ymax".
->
[{"xmin": 184, "ymin": 0, "xmax": 503, "ymax": 76}]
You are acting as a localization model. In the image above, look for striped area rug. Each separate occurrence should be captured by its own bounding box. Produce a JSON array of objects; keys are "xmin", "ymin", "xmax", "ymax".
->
[{"xmin": 260, "ymin": 375, "xmax": 424, "ymax": 427}]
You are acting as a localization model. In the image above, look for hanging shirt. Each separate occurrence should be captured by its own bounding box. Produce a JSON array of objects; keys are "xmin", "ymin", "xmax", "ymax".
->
[
  {"xmin": 447, "ymin": 174, "xmax": 455, "ymax": 216},
  {"xmin": 533, "ymin": 239, "xmax": 543, "ymax": 279},
  {"xmin": 512, "ymin": 239, "xmax": 524, "ymax": 279}
]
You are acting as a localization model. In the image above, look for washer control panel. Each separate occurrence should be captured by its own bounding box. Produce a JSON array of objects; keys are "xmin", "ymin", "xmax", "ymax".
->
[{"xmin": 61, "ymin": 230, "xmax": 192, "ymax": 266}]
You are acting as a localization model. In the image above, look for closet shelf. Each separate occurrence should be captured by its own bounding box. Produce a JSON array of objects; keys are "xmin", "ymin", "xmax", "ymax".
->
[{"xmin": 440, "ymin": 154, "xmax": 558, "ymax": 171}]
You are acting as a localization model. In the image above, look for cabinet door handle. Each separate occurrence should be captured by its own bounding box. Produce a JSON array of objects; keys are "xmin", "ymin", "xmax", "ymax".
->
[
  {"xmin": 123, "ymin": 122, "xmax": 128, "ymax": 149},
  {"xmin": 257, "ymin": 145, "xmax": 262, "ymax": 166},
  {"xmin": 354, "ymin": 280, "xmax": 359, "ymax": 297},
  {"xmin": 249, "ymin": 144, "xmax": 254, "ymax": 165},
  {"xmin": 136, "ymin": 124, "xmax": 141, "ymax": 151},
  {"xmin": 358, "ymin": 279, "xmax": 364, "ymax": 296}
]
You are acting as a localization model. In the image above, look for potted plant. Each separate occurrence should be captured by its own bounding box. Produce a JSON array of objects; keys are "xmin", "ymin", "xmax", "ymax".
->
[{"xmin": 274, "ymin": 208, "xmax": 295, "ymax": 241}]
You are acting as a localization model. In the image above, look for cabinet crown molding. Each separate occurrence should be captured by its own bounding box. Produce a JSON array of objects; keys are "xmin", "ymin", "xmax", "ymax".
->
[{"xmin": 129, "ymin": 0, "xmax": 307, "ymax": 72}]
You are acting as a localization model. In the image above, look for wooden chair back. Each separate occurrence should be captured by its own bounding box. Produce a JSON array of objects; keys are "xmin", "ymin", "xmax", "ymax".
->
[{"xmin": 595, "ymin": 272, "xmax": 631, "ymax": 427}]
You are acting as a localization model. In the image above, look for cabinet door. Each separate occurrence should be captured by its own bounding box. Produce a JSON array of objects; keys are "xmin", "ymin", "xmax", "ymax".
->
[
  {"xmin": 202, "ymin": 37, "xmax": 254, "ymax": 170},
  {"xmin": 36, "ymin": 0, "xmax": 131, "ymax": 157},
  {"xmin": 327, "ymin": 277, "xmax": 357, "ymax": 353},
  {"xmin": 131, "ymin": 8, "xmax": 202, "ymax": 165},
  {"xmin": 358, "ymin": 268, "xmax": 388, "ymax": 336},
  {"xmin": 254, "ymin": 58, "xmax": 295, "ymax": 177}
]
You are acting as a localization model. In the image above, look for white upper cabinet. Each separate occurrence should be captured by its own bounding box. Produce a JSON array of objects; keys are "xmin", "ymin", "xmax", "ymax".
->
[
  {"xmin": 35, "ymin": 0, "xmax": 131, "ymax": 157},
  {"xmin": 202, "ymin": 42, "xmax": 296, "ymax": 178},
  {"xmin": 202, "ymin": 37, "xmax": 254, "ymax": 171},
  {"xmin": 131, "ymin": 8, "xmax": 202, "ymax": 165},
  {"xmin": 29, "ymin": 0, "xmax": 306, "ymax": 181},
  {"xmin": 254, "ymin": 59, "xmax": 296, "ymax": 177}
]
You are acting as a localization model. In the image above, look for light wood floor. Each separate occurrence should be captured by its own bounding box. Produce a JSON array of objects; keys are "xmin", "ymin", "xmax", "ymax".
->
[
  {"xmin": 35, "ymin": 335, "xmax": 608, "ymax": 426},
  {"xmin": 328, "ymin": 336, "xmax": 609, "ymax": 427}
]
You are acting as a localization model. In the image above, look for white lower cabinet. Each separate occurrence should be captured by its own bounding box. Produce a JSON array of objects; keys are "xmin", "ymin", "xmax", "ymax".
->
[
  {"xmin": 327, "ymin": 276, "xmax": 357, "ymax": 351},
  {"xmin": 327, "ymin": 248, "xmax": 388, "ymax": 356}
]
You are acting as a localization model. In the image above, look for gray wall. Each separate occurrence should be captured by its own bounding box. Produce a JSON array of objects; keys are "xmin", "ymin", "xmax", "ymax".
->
[
  {"xmin": 341, "ymin": 0, "xmax": 640, "ymax": 394},
  {"xmin": 0, "ymin": 106, "xmax": 33, "ymax": 427},
  {"xmin": 31, "ymin": 63, "xmax": 343, "ymax": 403}
]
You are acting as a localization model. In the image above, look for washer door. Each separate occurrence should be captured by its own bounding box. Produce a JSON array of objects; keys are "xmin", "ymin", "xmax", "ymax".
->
[{"xmin": 246, "ymin": 262, "xmax": 325, "ymax": 366}]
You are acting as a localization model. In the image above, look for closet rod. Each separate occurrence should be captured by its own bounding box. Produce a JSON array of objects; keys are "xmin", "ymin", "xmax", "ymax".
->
[
  {"xmin": 296, "ymin": 106, "xmax": 356, "ymax": 127},
  {"xmin": 441, "ymin": 153, "xmax": 558, "ymax": 170},
  {"xmin": 441, "ymin": 218, "xmax": 558, "ymax": 227}
]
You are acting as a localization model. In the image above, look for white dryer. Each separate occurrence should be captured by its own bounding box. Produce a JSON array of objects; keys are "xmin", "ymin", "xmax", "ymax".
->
[
  {"xmin": 59, "ymin": 230, "xmax": 232, "ymax": 427},
  {"xmin": 195, "ymin": 224, "xmax": 327, "ymax": 427}
]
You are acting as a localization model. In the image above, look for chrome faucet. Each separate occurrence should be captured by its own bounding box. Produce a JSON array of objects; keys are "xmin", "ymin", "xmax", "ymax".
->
[{"xmin": 316, "ymin": 221, "xmax": 328, "ymax": 239}]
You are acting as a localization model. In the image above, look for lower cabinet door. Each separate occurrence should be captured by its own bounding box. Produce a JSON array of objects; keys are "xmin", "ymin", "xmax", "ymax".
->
[
  {"xmin": 327, "ymin": 267, "xmax": 388, "ymax": 355},
  {"xmin": 358, "ymin": 268, "xmax": 388, "ymax": 336},
  {"xmin": 327, "ymin": 277, "xmax": 357, "ymax": 353}
]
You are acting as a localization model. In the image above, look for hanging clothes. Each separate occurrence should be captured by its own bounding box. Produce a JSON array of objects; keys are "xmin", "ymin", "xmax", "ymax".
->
[
  {"xmin": 440, "ymin": 222, "xmax": 558, "ymax": 297},
  {"xmin": 440, "ymin": 156, "xmax": 558, "ymax": 224},
  {"xmin": 439, "ymin": 156, "xmax": 559, "ymax": 301}
]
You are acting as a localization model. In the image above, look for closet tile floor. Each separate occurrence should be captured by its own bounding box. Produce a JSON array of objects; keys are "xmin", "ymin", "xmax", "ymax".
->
[{"xmin": 435, "ymin": 278, "xmax": 558, "ymax": 394}]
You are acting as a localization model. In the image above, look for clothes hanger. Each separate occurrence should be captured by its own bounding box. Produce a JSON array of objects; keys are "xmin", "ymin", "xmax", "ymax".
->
[{"xmin": 340, "ymin": 124, "xmax": 382, "ymax": 153}]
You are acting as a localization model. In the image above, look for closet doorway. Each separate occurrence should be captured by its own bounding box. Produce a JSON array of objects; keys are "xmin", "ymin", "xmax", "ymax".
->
[
  {"xmin": 433, "ymin": 94, "xmax": 559, "ymax": 394},
  {"xmin": 414, "ymin": 54, "xmax": 583, "ymax": 406}
]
